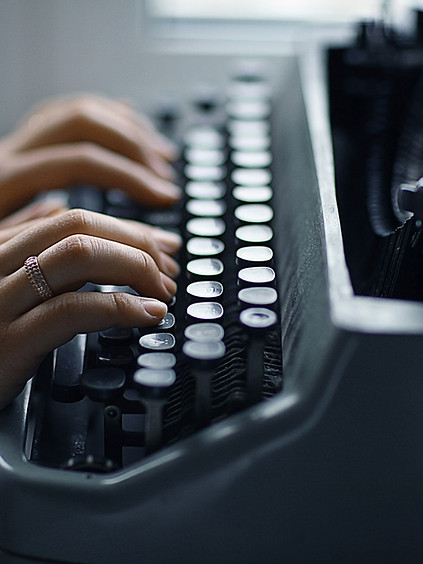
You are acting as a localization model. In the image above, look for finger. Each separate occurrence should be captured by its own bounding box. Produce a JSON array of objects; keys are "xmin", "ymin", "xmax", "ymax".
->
[
  {"xmin": 0, "ymin": 144, "xmax": 181, "ymax": 216},
  {"xmin": 11, "ymin": 96, "xmax": 177, "ymax": 179},
  {"xmin": 0, "ymin": 198, "xmax": 67, "ymax": 229},
  {"xmin": 0, "ymin": 209, "xmax": 180, "ymax": 277},
  {"xmin": 0, "ymin": 292, "xmax": 168, "ymax": 410},
  {"xmin": 1, "ymin": 234, "xmax": 177, "ymax": 318}
]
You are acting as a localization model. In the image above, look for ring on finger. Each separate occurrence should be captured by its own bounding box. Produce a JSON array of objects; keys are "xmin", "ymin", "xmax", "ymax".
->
[{"xmin": 24, "ymin": 256, "xmax": 54, "ymax": 301}]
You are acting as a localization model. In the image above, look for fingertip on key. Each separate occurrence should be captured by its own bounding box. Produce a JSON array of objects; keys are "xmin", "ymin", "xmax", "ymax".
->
[{"xmin": 142, "ymin": 298, "xmax": 168, "ymax": 320}]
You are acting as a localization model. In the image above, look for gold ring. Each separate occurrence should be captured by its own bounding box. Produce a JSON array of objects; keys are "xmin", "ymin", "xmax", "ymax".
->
[{"xmin": 24, "ymin": 256, "xmax": 54, "ymax": 301}]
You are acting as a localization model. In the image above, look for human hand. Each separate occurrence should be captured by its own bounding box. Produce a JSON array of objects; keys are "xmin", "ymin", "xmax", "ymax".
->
[
  {"xmin": 0, "ymin": 208, "xmax": 180, "ymax": 410},
  {"xmin": 0, "ymin": 94, "xmax": 181, "ymax": 218}
]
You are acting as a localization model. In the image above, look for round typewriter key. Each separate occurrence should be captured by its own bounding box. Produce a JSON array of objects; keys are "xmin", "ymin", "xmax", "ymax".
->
[
  {"xmin": 80, "ymin": 367, "xmax": 126, "ymax": 403},
  {"xmin": 186, "ymin": 237, "xmax": 225, "ymax": 257},
  {"xmin": 233, "ymin": 185, "xmax": 272, "ymax": 203},
  {"xmin": 238, "ymin": 286, "xmax": 278, "ymax": 307},
  {"xmin": 184, "ymin": 126, "xmax": 225, "ymax": 149},
  {"xmin": 236, "ymin": 245, "xmax": 273, "ymax": 265},
  {"xmin": 229, "ymin": 135, "xmax": 271, "ymax": 152},
  {"xmin": 156, "ymin": 312, "xmax": 176, "ymax": 330},
  {"xmin": 229, "ymin": 82, "xmax": 271, "ymax": 100},
  {"xmin": 97, "ymin": 346, "xmax": 135, "ymax": 366},
  {"xmin": 227, "ymin": 119, "xmax": 270, "ymax": 137},
  {"xmin": 186, "ymin": 280, "xmax": 224, "ymax": 300},
  {"xmin": 186, "ymin": 199, "xmax": 226, "ymax": 217},
  {"xmin": 231, "ymin": 168, "xmax": 272, "ymax": 186},
  {"xmin": 184, "ymin": 322, "xmax": 225, "ymax": 342},
  {"xmin": 183, "ymin": 340, "xmax": 226, "ymax": 428},
  {"xmin": 185, "ymin": 181, "xmax": 226, "ymax": 200},
  {"xmin": 133, "ymin": 368, "xmax": 176, "ymax": 453},
  {"xmin": 185, "ymin": 148, "xmax": 226, "ymax": 166},
  {"xmin": 133, "ymin": 368, "xmax": 176, "ymax": 393},
  {"xmin": 238, "ymin": 266, "xmax": 276, "ymax": 286},
  {"xmin": 239, "ymin": 307, "xmax": 277, "ymax": 330},
  {"xmin": 231, "ymin": 150, "xmax": 272, "ymax": 169},
  {"xmin": 227, "ymin": 100, "xmax": 271, "ymax": 120},
  {"xmin": 183, "ymin": 340, "xmax": 226, "ymax": 362},
  {"xmin": 137, "ymin": 352, "xmax": 176, "ymax": 369},
  {"xmin": 239, "ymin": 307, "xmax": 277, "ymax": 404},
  {"xmin": 98, "ymin": 327, "xmax": 133, "ymax": 346},
  {"xmin": 186, "ymin": 217, "xmax": 226, "ymax": 237},
  {"xmin": 187, "ymin": 258, "xmax": 224, "ymax": 278},
  {"xmin": 234, "ymin": 204, "xmax": 274, "ymax": 224},
  {"xmin": 139, "ymin": 332, "xmax": 175, "ymax": 351},
  {"xmin": 187, "ymin": 301, "xmax": 224, "ymax": 321},
  {"xmin": 236, "ymin": 224, "xmax": 273, "ymax": 244},
  {"xmin": 184, "ymin": 164, "xmax": 226, "ymax": 182}
]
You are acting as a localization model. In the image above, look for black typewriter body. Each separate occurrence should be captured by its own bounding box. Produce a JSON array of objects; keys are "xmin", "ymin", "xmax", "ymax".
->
[{"xmin": 3, "ymin": 15, "xmax": 423, "ymax": 564}]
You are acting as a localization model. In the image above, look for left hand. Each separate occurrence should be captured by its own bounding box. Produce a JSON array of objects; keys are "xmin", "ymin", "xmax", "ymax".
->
[{"xmin": 0, "ymin": 94, "xmax": 181, "ymax": 218}]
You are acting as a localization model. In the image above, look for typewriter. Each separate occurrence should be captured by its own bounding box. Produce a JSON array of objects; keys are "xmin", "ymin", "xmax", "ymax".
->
[{"xmin": 2, "ymin": 11, "xmax": 423, "ymax": 564}]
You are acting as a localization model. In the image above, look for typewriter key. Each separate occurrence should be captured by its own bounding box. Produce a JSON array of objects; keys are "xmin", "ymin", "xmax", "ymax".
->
[
  {"xmin": 80, "ymin": 367, "xmax": 126, "ymax": 403},
  {"xmin": 183, "ymin": 340, "xmax": 226, "ymax": 428},
  {"xmin": 187, "ymin": 258, "xmax": 224, "ymax": 278},
  {"xmin": 236, "ymin": 245, "xmax": 273, "ymax": 266},
  {"xmin": 139, "ymin": 332, "xmax": 176, "ymax": 352},
  {"xmin": 186, "ymin": 301, "xmax": 224, "ymax": 321},
  {"xmin": 231, "ymin": 168, "xmax": 272, "ymax": 186},
  {"xmin": 233, "ymin": 185, "xmax": 272, "ymax": 203},
  {"xmin": 234, "ymin": 204, "xmax": 274, "ymax": 224},
  {"xmin": 228, "ymin": 81, "xmax": 271, "ymax": 101},
  {"xmin": 184, "ymin": 126, "xmax": 225, "ymax": 149},
  {"xmin": 137, "ymin": 352, "xmax": 177, "ymax": 370},
  {"xmin": 227, "ymin": 119, "xmax": 270, "ymax": 137},
  {"xmin": 97, "ymin": 346, "xmax": 135, "ymax": 366},
  {"xmin": 227, "ymin": 100, "xmax": 271, "ymax": 120},
  {"xmin": 186, "ymin": 199, "xmax": 226, "ymax": 217},
  {"xmin": 186, "ymin": 280, "xmax": 224, "ymax": 300},
  {"xmin": 239, "ymin": 307, "xmax": 278, "ymax": 404},
  {"xmin": 184, "ymin": 322, "xmax": 225, "ymax": 343},
  {"xmin": 98, "ymin": 327, "xmax": 133, "ymax": 346},
  {"xmin": 133, "ymin": 368, "xmax": 176, "ymax": 453},
  {"xmin": 185, "ymin": 181, "xmax": 226, "ymax": 200},
  {"xmin": 238, "ymin": 266, "xmax": 276, "ymax": 287},
  {"xmin": 238, "ymin": 286, "xmax": 278, "ymax": 307},
  {"xmin": 184, "ymin": 164, "xmax": 226, "ymax": 182},
  {"xmin": 156, "ymin": 312, "xmax": 176, "ymax": 331},
  {"xmin": 186, "ymin": 237, "xmax": 225, "ymax": 257},
  {"xmin": 229, "ymin": 135, "xmax": 271, "ymax": 151},
  {"xmin": 186, "ymin": 217, "xmax": 226, "ymax": 237},
  {"xmin": 185, "ymin": 148, "xmax": 226, "ymax": 166},
  {"xmin": 231, "ymin": 150, "xmax": 272, "ymax": 169},
  {"xmin": 236, "ymin": 224, "xmax": 273, "ymax": 244}
]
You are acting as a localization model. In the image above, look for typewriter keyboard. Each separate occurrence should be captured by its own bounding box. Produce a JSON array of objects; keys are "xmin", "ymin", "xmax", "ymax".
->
[{"xmin": 27, "ymin": 70, "xmax": 283, "ymax": 472}]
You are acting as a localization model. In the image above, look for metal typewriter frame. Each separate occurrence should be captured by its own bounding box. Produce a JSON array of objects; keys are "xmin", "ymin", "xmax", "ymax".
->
[{"xmin": 1, "ymin": 47, "xmax": 423, "ymax": 563}]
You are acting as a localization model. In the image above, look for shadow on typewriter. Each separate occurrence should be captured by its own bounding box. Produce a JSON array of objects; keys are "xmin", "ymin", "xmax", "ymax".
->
[{"xmin": 3, "ymin": 14, "xmax": 423, "ymax": 564}]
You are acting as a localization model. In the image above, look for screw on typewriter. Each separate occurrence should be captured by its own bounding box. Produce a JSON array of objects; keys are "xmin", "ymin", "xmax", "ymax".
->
[
  {"xmin": 132, "ymin": 368, "xmax": 176, "ymax": 454},
  {"xmin": 79, "ymin": 366, "xmax": 126, "ymax": 467},
  {"xmin": 239, "ymin": 307, "xmax": 278, "ymax": 405}
]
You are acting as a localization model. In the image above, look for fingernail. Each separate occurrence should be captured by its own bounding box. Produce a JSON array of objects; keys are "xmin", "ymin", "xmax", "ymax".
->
[{"xmin": 142, "ymin": 299, "xmax": 168, "ymax": 319}]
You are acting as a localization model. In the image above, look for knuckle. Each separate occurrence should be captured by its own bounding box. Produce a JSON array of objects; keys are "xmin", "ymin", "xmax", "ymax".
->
[
  {"xmin": 71, "ymin": 141, "xmax": 104, "ymax": 166},
  {"xmin": 66, "ymin": 98, "xmax": 96, "ymax": 126},
  {"xmin": 61, "ymin": 208, "xmax": 93, "ymax": 234},
  {"xmin": 58, "ymin": 233, "xmax": 95, "ymax": 262},
  {"xmin": 109, "ymin": 292, "xmax": 133, "ymax": 317}
]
